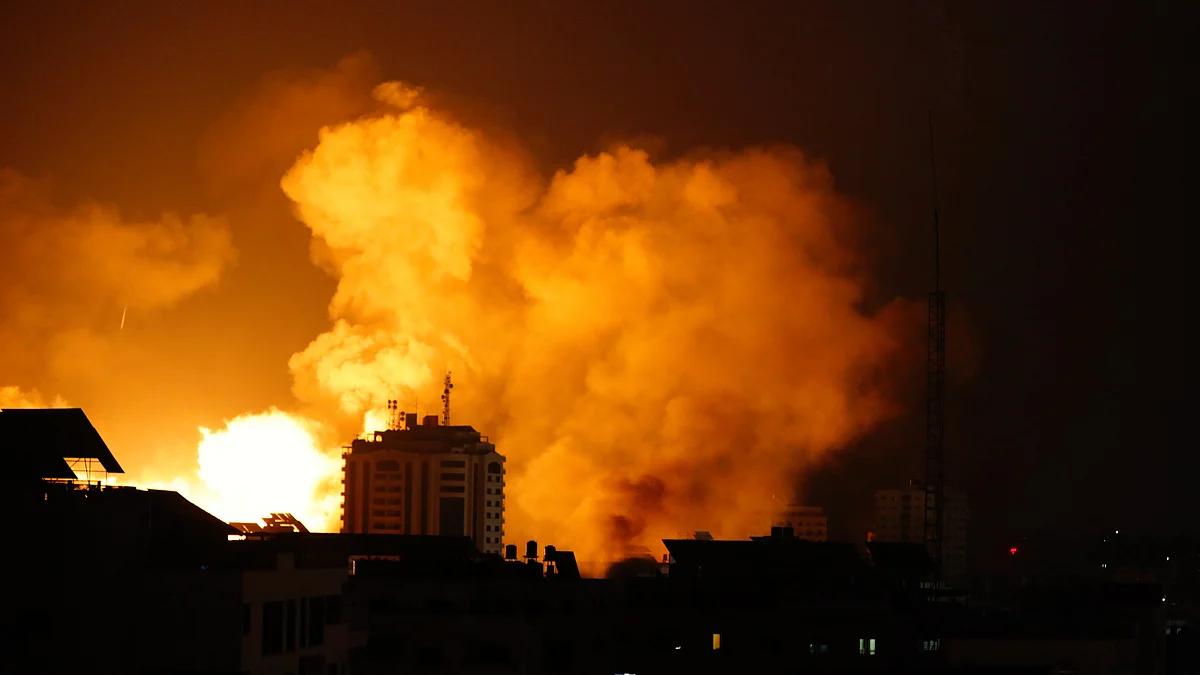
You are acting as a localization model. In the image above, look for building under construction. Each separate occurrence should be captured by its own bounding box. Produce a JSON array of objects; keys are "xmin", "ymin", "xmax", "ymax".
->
[{"xmin": 340, "ymin": 400, "xmax": 506, "ymax": 555}]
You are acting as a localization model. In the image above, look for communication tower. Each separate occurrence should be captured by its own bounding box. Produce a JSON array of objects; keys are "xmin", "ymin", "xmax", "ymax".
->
[
  {"xmin": 441, "ymin": 372, "xmax": 453, "ymax": 426},
  {"xmin": 387, "ymin": 399, "xmax": 401, "ymax": 431},
  {"xmin": 924, "ymin": 112, "xmax": 947, "ymax": 590}
]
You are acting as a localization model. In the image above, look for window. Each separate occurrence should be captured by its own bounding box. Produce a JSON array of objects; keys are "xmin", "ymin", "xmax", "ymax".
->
[
  {"xmin": 307, "ymin": 596, "xmax": 325, "ymax": 647},
  {"xmin": 487, "ymin": 500, "xmax": 492, "ymax": 506},
  {"xmin": 286, "ymin": 599, "xmax": 297, "ymax": 652},
  {"xmin": 372, "ymin": 509, "xmax": 384, "ymax": 516},
  {"xmin": 441, "ymin": 485, "xmax": 465, "ymax": 493},
  {"xmin": 808, "ymin": 643, "xmax": 829, "ymax": 654},
  {"xmin": 712, "ymin": 633, "xmax": 721, "ymax": 650},
  {"xmin": 486, "ymin": 537, "xmax": 492, "ymax": 543},
  {"xmin": 858, "ymin": 638, "xmax": 876, "ymax": 656},
  {"xmin": 262, "ymin": 601, "xmax": 284, "ymax": 656},
  {"xmin": 376, "ymin": 459, "xmax": 400, "ymax": 471},
  {"xmin": 440, "ymin": 472, "xmax": 465, "ymax": 481},
  {"xmin": 487, "ymin": 488, "xmax": 493, "ymax": 494},
  {"xmin": 325, "ymin": 595, "xmax": 342, "ymax": 624},
  {"xmin": 374, "ymin": 498, "xmax": 385, "ymax": 505},
  {"xmin": 488, "ymin": 461, "xmax": 502, "ymax": 473},
  {"xmin": 300, "ymin": 597, "xmax": 308, "ymax": 647},
  {"xmin": 922, "ymin": 639, "xmax": 941, "ymax": 651},
  {"xmin": 440, "ymin": 460, "xmax": 466, "ymax": 468}
]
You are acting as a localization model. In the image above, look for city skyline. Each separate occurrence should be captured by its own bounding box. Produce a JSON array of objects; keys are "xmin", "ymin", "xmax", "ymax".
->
[{"xmin": 0, "ymin": 0, "xmax": 1178, "ymax": 565}]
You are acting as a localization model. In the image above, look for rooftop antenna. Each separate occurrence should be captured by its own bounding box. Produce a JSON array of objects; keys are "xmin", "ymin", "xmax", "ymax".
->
[
  {"xmin": 441, "ymin": 372, "xmax": 453, "ymax": 426},
  {"xmin": 924, "ymin": 110, "xmax": 947, "ymax": 591},
  {"xmin": 386, "ymin": 399, "xmax": 401, "ymax": 431}
]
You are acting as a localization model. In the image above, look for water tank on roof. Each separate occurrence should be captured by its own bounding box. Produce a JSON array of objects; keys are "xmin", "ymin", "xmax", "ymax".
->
[
  {"xmin": 544, "ymin": 545, "xmax": 556, "ymax": 561},
  {"xmin": 422, "ymin": 415, "xmax": 439, "ymax": 426},
  {"xmin": 505, "ymin": 544, "xmax": 517, "ymax": 560},
  {"xmin": 525, "ymin": 540, "xmax": 538, "ymax": 560}
]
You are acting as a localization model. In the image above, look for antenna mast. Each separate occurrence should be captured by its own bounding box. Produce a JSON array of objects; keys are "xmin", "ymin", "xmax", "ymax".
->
[
  {"xmin": 924, "ymin": 111, "xmax": 948, "ymax": 591},
  {"xmin": 441, "ymin": 372, "xmax": 454, "ymax": 426},
  {"xmin": 386, "ymin": 399, "xmax": 401, "ymax": 431}
]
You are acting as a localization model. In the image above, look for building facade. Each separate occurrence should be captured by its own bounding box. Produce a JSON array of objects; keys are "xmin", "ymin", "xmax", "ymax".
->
[
  {"xmin": 772, "ymin": 504, "xmax": 828, "ymax": 541},
  {"xmin": 872, "ymin": 485, "xmax": 969, "ymax": 588},
  {"xmin": 341, "ymin": 413, "xmax": 506, "ymax": 555}
]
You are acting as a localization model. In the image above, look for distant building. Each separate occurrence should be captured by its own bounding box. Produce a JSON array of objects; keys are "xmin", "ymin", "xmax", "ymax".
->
[
  {"xmin": 341, "ymin": 412, "xmax": 506, "ymax": 555},
  {"xmin": 772, "ymin": 504, "xmax": 828, "ymax": 541},
  {"xmin": 872, "ymin": 484, "xmax": 969, "ymax": 588}
]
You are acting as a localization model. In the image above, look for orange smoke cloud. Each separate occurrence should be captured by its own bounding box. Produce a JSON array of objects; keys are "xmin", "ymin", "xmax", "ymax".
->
[
  {"xmin": 0, "ymin": 169, "xmax": 236, "ymax": 386},
  {"xmin": 277, "ymin": 82, "xmax": 911, "ymax": 561},
  {"xmin": 0, "ymin": 386, "xmax": 68, "ymax": 409}
]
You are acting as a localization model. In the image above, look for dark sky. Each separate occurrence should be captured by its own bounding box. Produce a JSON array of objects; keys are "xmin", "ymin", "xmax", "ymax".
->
[{"xmin": 0, "ymin": 1, "xmax": 1182, "ymax": 549}]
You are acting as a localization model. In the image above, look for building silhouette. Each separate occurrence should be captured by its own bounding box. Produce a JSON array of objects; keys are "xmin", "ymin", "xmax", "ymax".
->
[
  {"xmin": 873, "ymin": 483, "xmax": 970, "ymax": 589},
  {"xmin": 341, "ymin": 412, "xmax": 506, "ymax": 554},
  {"xmin": 1, "ymin": 407, "xmax": 1170, "ymax": 674},
  {"xmin": 771, "ymin": 504, "xmax": 828, "ymax": 541}
]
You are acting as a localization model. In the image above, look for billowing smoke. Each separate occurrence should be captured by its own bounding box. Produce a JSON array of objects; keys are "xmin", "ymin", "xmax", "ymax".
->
[
  {"xmin": 0, "ymin": 169, "xmax": 236, "ymax": 388},
  {"xmin": 279, "ymin": 83, "xmax": 911, "ymax": 561},
  {"xmin": 0, "ymin": 386, "xmax": 68, "ymax": 409}
]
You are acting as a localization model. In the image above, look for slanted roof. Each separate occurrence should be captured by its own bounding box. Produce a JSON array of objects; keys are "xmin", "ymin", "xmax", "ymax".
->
[{"xmin": 0, "ymin": 408, "xmax": 124, "ymax": 479}]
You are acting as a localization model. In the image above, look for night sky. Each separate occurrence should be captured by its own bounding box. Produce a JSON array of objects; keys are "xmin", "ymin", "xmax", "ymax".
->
[{"xmin": 0, "ymin": 1, "xmax": 1182, "ymax": 551}]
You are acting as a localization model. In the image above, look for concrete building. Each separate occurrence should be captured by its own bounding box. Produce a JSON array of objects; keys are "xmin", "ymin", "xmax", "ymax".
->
[
  {"xmin": 771, "ymin": 504, "xmax": 828, "ymax": 541},
  {"xmin": 341, "ymin": 412, "xmax": 506, "ymax": 555},
  {"xmin": 871, "ymin": 484, "xmax": 970, "ymax": 588}
]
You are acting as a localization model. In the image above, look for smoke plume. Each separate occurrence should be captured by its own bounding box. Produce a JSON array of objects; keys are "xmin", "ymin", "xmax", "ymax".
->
[
  {"xmin": 278, "ymin": 83, "xmax": 911, "ymax": 561},
  {"xmin": 0, "ymin": 169, "xmax": 236, "ymax": 388}
]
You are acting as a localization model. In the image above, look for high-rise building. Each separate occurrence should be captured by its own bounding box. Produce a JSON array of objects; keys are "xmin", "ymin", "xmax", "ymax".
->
[
  {"xmin": 772, "ymin": 504, "xmax": 828, "ymax": 541},
  {"xmin": 341, "ymin": 412, "xmax": 506, "ymax": 555},
  {"xmin": 871, "ymin": 484, "xmax": 969, "ymax": 587}
]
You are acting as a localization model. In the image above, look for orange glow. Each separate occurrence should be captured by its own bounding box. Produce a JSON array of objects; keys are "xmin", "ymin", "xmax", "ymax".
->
[
  {"xmin": 0, "ymin": 386, "xmax": 68, "ymax": 408},
  {"xmin": 143, "ymin": 410, "xmax": 342, "ymax": 531},
  {"xmin": 2, "ymin": 65, "xmax": 912, "ymax": 565},
  {"xmin": 271, "ymin": 80, "xmax": 910, "ymax": 563}
]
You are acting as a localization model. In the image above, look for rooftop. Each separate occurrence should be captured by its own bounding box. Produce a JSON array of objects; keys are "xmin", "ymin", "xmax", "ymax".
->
[
  {"xmin": 0, "ymin": 407, "xmax": 124, "ymax": 481},
  {"xmin": 349, "ymin": 423, "xmax": 495, "ymax": 456}
]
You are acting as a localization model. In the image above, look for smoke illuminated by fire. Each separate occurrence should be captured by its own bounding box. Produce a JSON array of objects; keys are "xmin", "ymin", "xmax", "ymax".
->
[
  {"xmin": 1, "ymin": 63, "xmax": 914, "ymax": 561},
  {"xmin": 271, "ymin": 80, "xmax": 911, "ymax": 561},
  {"xmin": 0, "ymin": 169, "xmax": 235, "ymax": 386}
]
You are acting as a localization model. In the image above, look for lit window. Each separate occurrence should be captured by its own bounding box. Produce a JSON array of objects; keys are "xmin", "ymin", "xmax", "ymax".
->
[
  {"xmin": 858, "ymin": 638, "xmax": 876, "ymax": 655},
  {"xmin": 712, "ymin": 633, "xmax": 720, "ymax": 650}
]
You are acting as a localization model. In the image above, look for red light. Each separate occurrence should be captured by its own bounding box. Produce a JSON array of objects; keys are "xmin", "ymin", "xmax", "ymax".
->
[{"xmin": 1009, "ymin": 547, "xmax": 1018, "ymax": 555}]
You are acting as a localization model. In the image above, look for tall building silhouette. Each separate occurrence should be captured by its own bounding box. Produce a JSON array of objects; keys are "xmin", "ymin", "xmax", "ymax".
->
[
  {"xmin": 872, "ymin": 483, "xmax": 969, "ymax": 588},
  {"xmin": 341, "ymin": 412, "xmax": 505, "ymax": 554}
]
